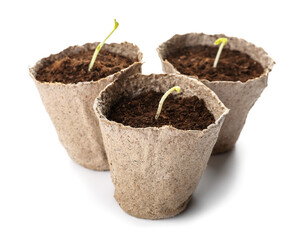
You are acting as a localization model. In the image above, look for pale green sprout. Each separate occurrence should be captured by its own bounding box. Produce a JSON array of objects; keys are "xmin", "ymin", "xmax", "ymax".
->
[
  {"xmin": 213, "ymin": 38, "xmax": 228, "ymax": 68},
  {"xmin": 155, "ymin": 86, "xmax": 181, "ymax": 120},
  {"xmin": 88, "ymin": 19, "xmax": 119, "ymax": 72}
]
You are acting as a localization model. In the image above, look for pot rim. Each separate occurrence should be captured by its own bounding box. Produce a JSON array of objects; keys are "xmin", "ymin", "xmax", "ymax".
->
[
  {"xmin": 29, "ymin": 41, "xmax": 143, "ymax": 87},
  {"xmin": 157, "ymin": 32, "xmax": 275, "ymax": 84},
  {"xmin": 94, "ymin": 73, "xmax": 229, "ymax": 134}
]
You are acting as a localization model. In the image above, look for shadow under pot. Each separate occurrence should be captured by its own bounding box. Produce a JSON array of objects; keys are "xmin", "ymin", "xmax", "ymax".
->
[
  {"xmin": 157, "ymin": 33, "xmax": 275, "ymax": 154},
  {"xmin": 94, "ymin": 73, "xmax": 229, "ymax": 219},
  {"xmin": 29, "ymin": 42, "xmax": 143, "ymax": 170}
]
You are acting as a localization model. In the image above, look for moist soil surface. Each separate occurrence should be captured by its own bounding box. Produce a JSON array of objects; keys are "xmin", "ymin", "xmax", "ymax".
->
[
  {"xmin": 36, "ymin": 48, "xmax": 135, "ymax": 84},
  {"xmin": 108, "ymin": 91, "xmax": 215, "ymax": 130},
  {"xmin": 166, "ymin": 45, "xmax": 264, "ymax": 82}
]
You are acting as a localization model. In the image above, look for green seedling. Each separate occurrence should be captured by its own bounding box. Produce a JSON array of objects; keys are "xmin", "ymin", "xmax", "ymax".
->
[
  {"xmin": 155, "ymin": 86, "xmax": 181, "ymax": 120},
  {"xmin": 88, "ymin": 19, "xmax": 119, "ymax": 72},
  {"xmin": 213, "ymin": 37, "xmax": 228, "ymax": 68}
]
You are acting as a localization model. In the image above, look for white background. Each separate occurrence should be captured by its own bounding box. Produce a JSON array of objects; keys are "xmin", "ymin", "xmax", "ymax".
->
[{"xmin": 0, "ymin": 0, "xmax": 304, "ymax": 239}]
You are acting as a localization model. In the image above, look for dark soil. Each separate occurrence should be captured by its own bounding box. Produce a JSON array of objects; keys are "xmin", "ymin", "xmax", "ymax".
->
[
  {"xmin": 108, "ymin": 91, "xmax": 215, "ymax": 130},
  {"xmin": 166, "ymin": 45, "xmax": 264, "ymax": 82},
  {"xmin": 36, "ymin": 48, "xmax": 135, "ymax": 84}
]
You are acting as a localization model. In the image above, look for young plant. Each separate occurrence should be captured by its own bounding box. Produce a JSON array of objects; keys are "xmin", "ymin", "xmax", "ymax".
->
[
  {"xmin": 155, "ymin": 86, "xmax": 181, "ymax": 120},
  {"xmin": 213, "ymin": 37, "xmax": 228, "ymax": 68},
  {"xmin": 88, "ymin": 19, "xmax": 119, "ymax": 72}
]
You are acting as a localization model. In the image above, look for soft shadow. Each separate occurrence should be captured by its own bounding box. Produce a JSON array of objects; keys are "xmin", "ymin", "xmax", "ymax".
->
[
  {"xmin": 69, "ymin": 148, "xmax": 239, "ymax": 221},
  {"xmin": 69, "ymin": 160, "xmax": 115, "ymax": 206},
  {"xmin": 176, "ymin": 148, "xmax": 239, "ymax": 219}
]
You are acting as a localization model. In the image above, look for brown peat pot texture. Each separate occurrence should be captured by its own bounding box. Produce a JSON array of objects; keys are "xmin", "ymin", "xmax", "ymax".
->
[
  {"xmin": 157, "ymin": 33, "xmax": 275, "ymax": 154},
  {"xmin": 94, "ymin": 73, "xmax": 229, "ymax": 219},
  {"xmin": 30, "ymin": 42, "xmax": 143, "ymax": 170}
]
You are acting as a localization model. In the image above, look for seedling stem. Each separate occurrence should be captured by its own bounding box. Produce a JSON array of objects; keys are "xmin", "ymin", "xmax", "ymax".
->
[
  {"xmin": 213, "ymin": 38, "xmax": 228, "ymax": 68},
  {"xmin": 88, "ymin": 19, "xmax": 119, "ymax": 72},
  {"xmin": 155, "ymin": 86, "xmax": 181, "ymax": 120}
]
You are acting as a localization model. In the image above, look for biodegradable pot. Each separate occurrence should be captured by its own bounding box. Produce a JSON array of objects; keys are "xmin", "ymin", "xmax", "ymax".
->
[
  {"xmin": 157, "ymin": 33, "xmax": 275, "ymax": 154},
  {"xmin": 29, "ymin": 42, "xmax": 143, "ymax": 170},
  {"xmin": 94, "ymin": 73, "xmax": 229, "ymax": 219}
]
